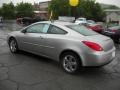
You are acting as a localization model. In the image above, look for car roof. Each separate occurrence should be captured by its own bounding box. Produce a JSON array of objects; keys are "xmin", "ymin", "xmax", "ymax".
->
[
  {"xmin": 77, "ymin": 17, "xmax": 86, "ymax": 19},
  {"xmin": 35, "ymin": 21, "xmax": 74, "ymax": 26}
]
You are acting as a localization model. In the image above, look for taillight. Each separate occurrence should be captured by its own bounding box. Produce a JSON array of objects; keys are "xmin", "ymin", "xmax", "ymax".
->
[
  {"xmin": 82, "ymin": 41, "xmax": 103, "ymax": 51},
  {"xmin": 111, "ymin": 29, "xmax": 117, "ymax": 32}
]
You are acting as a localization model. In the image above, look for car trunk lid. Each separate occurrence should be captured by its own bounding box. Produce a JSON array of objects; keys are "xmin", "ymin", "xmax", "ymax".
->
[{"xmin": 84, "ymin": 35, "xmax": 114, "ymax": 51}]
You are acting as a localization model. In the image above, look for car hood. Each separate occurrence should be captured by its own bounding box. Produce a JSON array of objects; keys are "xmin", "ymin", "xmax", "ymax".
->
[
  {"xmin": 10, "ymin": 31, "xmax": 20, "ymax": 34},
  {"xmin": 8, "ymin": 31, "xmax": 21, "ymax": 37},
  {"xmin": 85, "ymin": 34, "xmax": 115, "ymax": 51}
]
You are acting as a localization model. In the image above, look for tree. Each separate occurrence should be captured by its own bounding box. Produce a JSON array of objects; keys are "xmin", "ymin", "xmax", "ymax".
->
[
  {"xmin": 49, "ymin": 0, "xmax": 70, "ymax": 19},
  {"xmin": 77, "ymin": 0, "xmax": 106, "ymax": 21},
  {"xmin": 16, "ymin": 2, "xmax": 34, "ymax": 17},
  {"xmin": 49, "ymin": 0, "xmax": 105, "ymax": 21},
  {"xmin": 1, "ymin": 2, "xmax": 15, "ymax": 19}
]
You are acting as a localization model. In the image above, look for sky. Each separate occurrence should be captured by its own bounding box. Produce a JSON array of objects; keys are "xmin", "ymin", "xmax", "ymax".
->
[
  {"xmin": 0, "ymin": 0, "xmax": 50, "ymax": 6},
  {"xmin": 96, "ymin": 0, "xmax": 120, "ymax": 7},
  {"xmin": 0, "ymin": 0, "xmax": 120, "ymax": 7}
]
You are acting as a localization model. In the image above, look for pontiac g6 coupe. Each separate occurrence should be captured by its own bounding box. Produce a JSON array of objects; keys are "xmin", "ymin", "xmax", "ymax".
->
[{"xmin": 7, "ymin": 21, "xmax": 116, "ymax": 74}]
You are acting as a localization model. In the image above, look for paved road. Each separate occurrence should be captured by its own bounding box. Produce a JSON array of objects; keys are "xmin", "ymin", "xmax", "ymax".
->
[{"xmin": 0, "ymin": 21, "xmax": 120, "ymax": 90}]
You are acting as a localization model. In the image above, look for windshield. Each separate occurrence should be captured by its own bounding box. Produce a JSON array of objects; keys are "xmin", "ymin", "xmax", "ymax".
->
[
  {"xmin": 66, "ymin": 25, "xmax": 98, "ymax": 36},
  {"xmin": 87, "ymin": 20, "xmax": 95, "ymax": 24}
]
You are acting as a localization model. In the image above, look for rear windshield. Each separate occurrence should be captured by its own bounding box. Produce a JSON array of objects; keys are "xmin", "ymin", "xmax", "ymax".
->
[{"xmin": 66, "ymin": 25, "xmax": 98, "ymax": 36}]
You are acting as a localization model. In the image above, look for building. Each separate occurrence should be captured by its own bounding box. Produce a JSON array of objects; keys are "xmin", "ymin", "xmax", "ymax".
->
[
  {"xmin": 105, "ymin": 9, "xmax": 120, "ymax": 25},
  {"xmin": 33, "ymin": 1, "xmax": 50, "ymax": 19}
]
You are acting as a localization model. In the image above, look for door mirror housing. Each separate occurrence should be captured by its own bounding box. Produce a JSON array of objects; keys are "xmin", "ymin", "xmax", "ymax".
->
[{"xmin": 21, "ymin": 29, "xmax": 27, "ymax": 33}]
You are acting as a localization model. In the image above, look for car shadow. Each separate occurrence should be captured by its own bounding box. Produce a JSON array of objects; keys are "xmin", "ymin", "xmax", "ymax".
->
[
  {"xmin": 16, "ymin": 50, "xmax": 116, "ymax": 76},
  {"xmin": 17, "ymin": 50, "xmax": 60, "ymax": 68}
]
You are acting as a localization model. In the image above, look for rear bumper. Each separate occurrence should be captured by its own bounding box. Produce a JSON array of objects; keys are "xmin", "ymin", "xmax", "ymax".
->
[{"xmin": 81, "ymin": 47, "xmax": 116, "ymax": 66}]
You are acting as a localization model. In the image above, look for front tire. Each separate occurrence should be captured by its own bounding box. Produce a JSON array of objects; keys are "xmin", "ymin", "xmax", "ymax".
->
[
  {"xmin": 9, "ymin": 38, "xmax": 19, "ymax": 53},
  {"xmin": 60, "ymin": 52, "xmax": 81, "ymax": 74}
]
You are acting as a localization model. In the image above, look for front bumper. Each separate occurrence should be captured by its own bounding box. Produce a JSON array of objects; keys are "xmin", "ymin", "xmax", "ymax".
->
[{"xmin": 82, "ymin": 47, "xmax": 116, "ymax": 66}]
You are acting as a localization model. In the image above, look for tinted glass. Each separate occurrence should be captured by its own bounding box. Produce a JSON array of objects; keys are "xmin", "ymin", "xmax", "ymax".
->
[
  {"xmin": 47, "ymin": 25, "xmax": 67, "ymax": 34},
  {"xmin": 67, "ymin": 25, "xmax": 98, "ymax": 36}
]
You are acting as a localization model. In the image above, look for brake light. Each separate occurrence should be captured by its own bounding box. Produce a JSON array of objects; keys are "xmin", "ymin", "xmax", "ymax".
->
[
  {"xmin": 82, "ymin": 41, "xmax": 103, "ymax": 51},
  {"xmin": 111, "ymin": 29, "xmax": 117, "ymax": 32}
]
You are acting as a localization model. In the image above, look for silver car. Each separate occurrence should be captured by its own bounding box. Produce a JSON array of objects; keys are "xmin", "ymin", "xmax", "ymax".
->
[{"xmin": 7, "ymin": 21, "xmax": 116, "ymax": 74}]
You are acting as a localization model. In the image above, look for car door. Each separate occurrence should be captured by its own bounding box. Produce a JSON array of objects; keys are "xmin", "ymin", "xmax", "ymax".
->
[
  {"xmin": 42, "ymin": 25, "xmax": 68, "ymax": 59},
  {"xmin": 18, "ymin": 23, "xmax": 49, "ymax": 54}
]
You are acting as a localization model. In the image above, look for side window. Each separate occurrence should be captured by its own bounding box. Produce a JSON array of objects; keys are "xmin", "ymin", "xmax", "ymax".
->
[
  {"xmin": 26, "ymin": 23, "xmax": 49, "ymax": 33},
  {"xmin": 47, "ymin": 25, "xmax": 67, "ymax": 34},
  {"xmin": 42, "ymin": 24, "xmax": 50, "ymax": 33}
]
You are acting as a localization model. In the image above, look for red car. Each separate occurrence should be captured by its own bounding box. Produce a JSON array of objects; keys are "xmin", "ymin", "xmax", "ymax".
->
[
  {"xmin": 103, "ymin": 26, "xmax": 120, "ymax": 43},
  {"xmin": 86, "ymin": 24, "xmax": 104, "ymax": 33},
  {"xmin": 16, "ymin": 18, "xmax": 23, "ymax": 24}
]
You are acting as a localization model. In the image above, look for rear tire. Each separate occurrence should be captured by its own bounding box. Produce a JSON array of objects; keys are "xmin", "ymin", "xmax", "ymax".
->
[
  {"xmin": 9, "ymin": 38, "xmax": 19, "ymax": 53},
  {"xmin": 60, "ymin": 52, "xmax": 81, "ymax": 74}
]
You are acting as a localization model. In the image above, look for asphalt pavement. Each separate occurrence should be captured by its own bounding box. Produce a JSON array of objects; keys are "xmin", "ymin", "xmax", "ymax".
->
[{"xmin": 0, "ymin": 21, "xmax": 120, "ymax": 90}]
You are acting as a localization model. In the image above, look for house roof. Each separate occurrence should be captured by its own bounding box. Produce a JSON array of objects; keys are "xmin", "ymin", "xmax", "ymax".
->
[{"xmin": 104, "ymin": 9, "xmax": 120, "ymax": 12}]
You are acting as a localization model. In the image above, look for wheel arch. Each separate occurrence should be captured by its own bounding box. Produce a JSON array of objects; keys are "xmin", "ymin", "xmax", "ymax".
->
[
  {"xmin": 59, "ymin": 49, "xmax": 83, "ymax": 66},
  {"xmin": 8, "ymin": 36, "xmax": 16, "ymax": 44},
  {"xmin": 8, "ymin": 36, "xmax": 19, "ymax": 48}
]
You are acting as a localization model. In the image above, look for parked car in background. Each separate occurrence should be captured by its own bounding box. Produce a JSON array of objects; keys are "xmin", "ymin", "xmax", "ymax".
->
[
  {"xmin": 22, "ymin": 17, "xmax": 33, "ymax": 25},
  {"xmin": 7, "ymin": 21, "xmax": 115, "ymax": 74},
  {"xmin": 22, "ymin": 17, "xmax": 44, "ymax": 25},
  {"xmin": 75, "ymin": 18, "xmax": 87, "ymax": 25},
  {"xmin": 16, "ymin": 17, "xmax": 46, "ymax": 25},
  {"xmin": 16, "ymin": 18, "xmax": 23, "ymax": 24},
  {"xmin": 87, "ymin": 20, "xmax": 96, "ymax": 25},
  {"xmin": 75, "ymin": 18, "xmax": 104, "ymax": 33},
  {"xmin": 103, "ymin": 26, "xmax": 120, "ymax": 43},
  {"xmin": 86, "ymin": 24, "xmax": 104, "ymax": 33}
]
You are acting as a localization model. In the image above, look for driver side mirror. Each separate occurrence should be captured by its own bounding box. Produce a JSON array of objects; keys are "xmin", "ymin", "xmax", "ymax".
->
[{"xmin": 21, "ymin": 29, "xmax": 27, "ymax": 33}]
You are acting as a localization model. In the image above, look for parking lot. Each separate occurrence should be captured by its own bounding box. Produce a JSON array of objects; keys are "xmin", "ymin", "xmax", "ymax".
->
[{"xmin": 0, "ymin": 21, "xmax": 120, "ymax": 90}]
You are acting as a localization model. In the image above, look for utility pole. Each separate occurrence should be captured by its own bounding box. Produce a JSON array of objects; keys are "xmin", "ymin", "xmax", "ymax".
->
[{"xmin": 69, "ymin": 0, "xmax": 79, "ymax": 18}]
